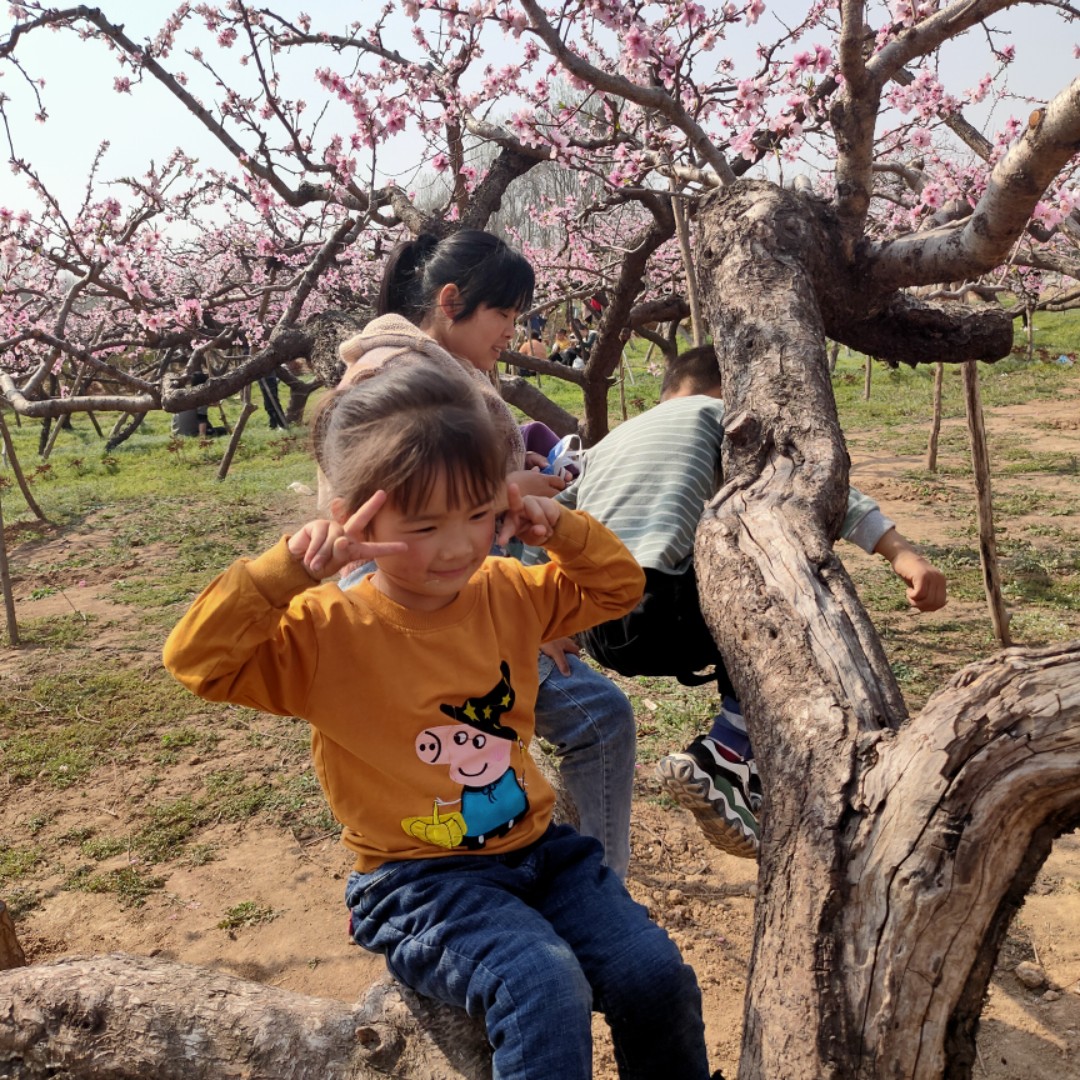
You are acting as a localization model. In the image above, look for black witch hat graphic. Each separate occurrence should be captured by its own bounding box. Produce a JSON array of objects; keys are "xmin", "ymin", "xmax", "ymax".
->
[{"xmin": 440, "ymin": 661, "xmax": 516, "ymax": 739}]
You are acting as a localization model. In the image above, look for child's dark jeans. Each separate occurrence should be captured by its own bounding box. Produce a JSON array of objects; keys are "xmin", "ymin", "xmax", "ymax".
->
[{"xmin": 345, "ymin": 824, "xmax": 709, "ymax": 1080}]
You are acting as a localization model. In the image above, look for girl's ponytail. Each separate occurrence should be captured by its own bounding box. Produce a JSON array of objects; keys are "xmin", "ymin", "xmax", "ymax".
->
[{"xmin": 376, "ymin": 232, "xmax": 441, "ymax": 322}]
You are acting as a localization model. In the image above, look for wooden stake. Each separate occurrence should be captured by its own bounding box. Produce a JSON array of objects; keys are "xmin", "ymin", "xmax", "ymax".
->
[
  {"xmin": 863, "ymin": 355, "xmax": 872, "ymax": 400},
  {"xmin": 926, "ymin": 362, "xmax": 944, "ymax": 472},
  {"xmin": 962, "ymin": 361, "xmax": 1011, "ymax": 645},
  {"xmin": 0, "ymin": 491, "xmax": 19, "ymax": 647}
]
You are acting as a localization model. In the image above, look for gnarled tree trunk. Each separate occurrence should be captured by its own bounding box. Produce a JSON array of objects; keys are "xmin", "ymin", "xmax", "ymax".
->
[{"xmin": 692, "ymin": 178, "xmax": 1080, "ymax": 1079}]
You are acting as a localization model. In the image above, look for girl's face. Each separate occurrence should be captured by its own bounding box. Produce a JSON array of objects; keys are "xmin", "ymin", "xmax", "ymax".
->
[
  {"xmin": 368, "ymin": 469, "xmax": 496, "ymax": 612},
  {"xmin": 439, "ymin": 302, "xmax": 519, "ymax": 372}
]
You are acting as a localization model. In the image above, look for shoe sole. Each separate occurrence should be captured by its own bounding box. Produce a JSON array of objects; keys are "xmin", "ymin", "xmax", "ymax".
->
[{"xmin": 656, "ymin": 756, "xmax": 759, "ymax": 859}]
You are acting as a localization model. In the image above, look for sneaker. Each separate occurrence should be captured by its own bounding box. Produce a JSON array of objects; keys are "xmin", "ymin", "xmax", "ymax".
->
[{"xmin": 656, "ymin": 736, "xmax": 760, "ymax": 858}]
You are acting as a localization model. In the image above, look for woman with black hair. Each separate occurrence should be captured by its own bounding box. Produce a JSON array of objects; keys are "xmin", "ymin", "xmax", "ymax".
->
[{"xmin": 332, "ymin": 230, "xmax": 638, "ymax": 880}]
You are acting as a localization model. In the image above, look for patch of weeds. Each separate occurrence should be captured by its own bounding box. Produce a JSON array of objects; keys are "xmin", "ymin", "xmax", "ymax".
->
[
  {"xmin": 0, "ymin": 843, "xmax": 42, "ymax": 882},
  {"xmin": 205, "ymin": 769, "xmax": 281, "ymax": 822},
  {"xmin": 1009, "ymin": 610, "xmax": 1078, "ymax": 646},
  {"xmin": 0, "ymin": 669, "xmax": 194, "ymax": 787},
  {"xmin": 3, "ymin": 887, "xmax": 40, "ymax": 919},
  {"xmin": 133, "ymin": 797, "xmax": 202, "ymax": 862},
  {"xmin": 28, "ymin": 585, "xmax": 58, "ymax": 600},
  {"xmin": 184, "ymin": 843, "xmax": 219, "ymax": 867},
  {"xmin": 890, "ymin": 661, "xmax": 919, "ymax": 686},
  {"xmin": 0, "ymin": 734, "xmax": 95, "ymax": 786},
  {"xmin": 1025, "ymin": 522, "xmax": 1077, "ymax": 541},
  {"xmin": 58, "ymin": 826, "xmax": 95, "ymax": 845},
  {"xmin": 274, "ymin": 770, "xmax": 337, "ymax": 836},
  {"xmin": 26, "ymin": 812, "xmax": 55, "ymax": 835},
  {"xmin": 160, "ymin": 727, "xmax": 200, "ymax": 751},
  {"xmin": 81, "ymin": 836, "xmax": 128, "ymax": 861},
  {"xmin": 217, "ymin": 900, "xmax": 278, "ymax": 931},
  {"xmin": 896, "ymin": 471, "xmax": 952, "ymax": 502},
  {"xmin": 17, "ymin": 613, "xmax": 96, "ymax": 648},
  {"xmin": 995, "ymin": 490, "xmax": 1049, "ymax": 517},
  {"xmin": 853, "ymin": 565, "xmax": 916, "ymax": 613},
  {"xmin": 630, "ymin": 683, "xmax": 716, "ymax": 766},
  {"xmin": 66, "ymin": 864, "xmax": 166, "ymax": 908}
]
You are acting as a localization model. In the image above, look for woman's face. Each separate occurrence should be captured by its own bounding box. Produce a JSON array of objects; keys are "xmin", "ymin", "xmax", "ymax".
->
[{"xmin": 439, "ymin": 303, "xmax": 519, "ymax": 372}]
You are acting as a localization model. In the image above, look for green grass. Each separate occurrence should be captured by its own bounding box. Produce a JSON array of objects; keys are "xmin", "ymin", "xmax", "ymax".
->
[
  {"xmin": 217, "ymin": 900, "xmax": 278, "ymax": 931},
  {"xmin": 65, "ymin": 864, "xmax": 166, "ymax": 909}
]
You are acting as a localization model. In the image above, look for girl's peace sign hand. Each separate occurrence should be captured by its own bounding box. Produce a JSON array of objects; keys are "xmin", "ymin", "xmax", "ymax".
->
[
  {"xmin": 288, "ymin": 490, "xmax": 407, "ymax": 579},
  {"xmin": 496, "ymin": 482, "xmax": 561, "ymax": 548}
]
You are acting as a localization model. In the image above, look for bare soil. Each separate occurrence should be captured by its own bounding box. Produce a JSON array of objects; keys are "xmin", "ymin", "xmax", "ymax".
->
[{"xmin": 3, "ymin": 389, "xmax": 1080, "ymax": 1078}]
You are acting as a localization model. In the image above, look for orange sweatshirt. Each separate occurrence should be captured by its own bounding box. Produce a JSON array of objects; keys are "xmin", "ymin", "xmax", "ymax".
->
[{"xmin": 163, "ymin": 509, "xmax": 644, "ymax": 872}]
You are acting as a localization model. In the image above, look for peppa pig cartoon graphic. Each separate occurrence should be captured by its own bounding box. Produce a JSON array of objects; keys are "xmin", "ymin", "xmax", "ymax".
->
[{"xmin": 402, "ymin": 661, "xmax": 529, "ymax": 851}]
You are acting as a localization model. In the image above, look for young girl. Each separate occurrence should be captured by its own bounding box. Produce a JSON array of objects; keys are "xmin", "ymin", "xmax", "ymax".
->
[
  {"xmin": 332, "ymin": 229, "xmax": 639, "ymax": 880},
  {"xmin": 164, "ymin": 363, "xmax": 709, "ymax": 1080}
]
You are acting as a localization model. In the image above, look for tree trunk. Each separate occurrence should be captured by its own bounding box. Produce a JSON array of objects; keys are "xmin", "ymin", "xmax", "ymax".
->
[
  {"xmin": 104, "ymin": 412, "xmax": 147, "ymax": 453},
  {"xmin": 0, "ymin": 409, "xmax": 47, "ymax": 522},
  {"xmin": 498, "ymin": 372, "xmax": 580, "ymax": 438},
  {"xmin": 0, "ymin": 902, "xmax": 25, "ymax": 970},
  {"xmin": 217, "ymin": 396, "xmax": 257, "ymax": 482},
  {"xmin": 0, "ymin": 902, "xmax": 25, "ymax": 972},
  {"xmin": 0, "ymin": 955, "xmax": 489, "ymax": 1080},
  {"xmin": 692, "ymin": 179, "xmax": 1080, "ymax": 1079}
]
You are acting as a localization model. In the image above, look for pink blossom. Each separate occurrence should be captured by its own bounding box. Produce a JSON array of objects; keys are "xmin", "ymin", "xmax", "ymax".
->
[
  {"xmin": 624, "ymin": 26, "xmax": 652, "ymax": 62},
  {"xmin": 746, "ymin": 0, "xmax": 765, "ymax": 26},
  {"xmin": 920, "ymin": 182, "xmax": 943, "ymax": 210},
  {"xmin": 432, "ymin": 153, "xmax": 449, "ymax": 172},
  {"xmin": 790, "ymin": 51, "xmax": 812, "ymax": 74},
  {"xmin": 679, "ymin": 3, "xmax": 706, "ymax": 29},
  {"xmin": 910, "ymin": 127, "xmax": 931, "ymax": 150},
  {"xmin": 176, "ymin": 297, "xmax": 204, "ymax": 326},
  {"xmin": 113, "ymin": 76, "xmax": 132, "ymax": 94}
]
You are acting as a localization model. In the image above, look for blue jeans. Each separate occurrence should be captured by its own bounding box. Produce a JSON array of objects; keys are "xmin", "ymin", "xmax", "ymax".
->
[
  {"xmin": 340, "ymin": 565, "xmax": 637, "ymax": 879},
  {"xmin": 345, "ymin": 825, "xmax": 708, "ymax": 1080},
  {"xmin": 535, "ymin": 653, "xmax": 635, "ymax": 879}
]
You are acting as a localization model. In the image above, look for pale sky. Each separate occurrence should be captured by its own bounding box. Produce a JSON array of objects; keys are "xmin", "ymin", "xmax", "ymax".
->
[{"xmin": 0, "ymin": 1, "xmax": 1076, "ymax": 215}]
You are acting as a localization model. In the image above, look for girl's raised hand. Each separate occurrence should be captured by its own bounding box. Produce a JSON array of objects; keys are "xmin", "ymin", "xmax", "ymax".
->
[
  {"xmin": 496, "ymin": 482, "xmax": 561, "ymax": 548},
  {"xmin": 289, "ymin": 490, "xmax": 407, "ymax": 578}
]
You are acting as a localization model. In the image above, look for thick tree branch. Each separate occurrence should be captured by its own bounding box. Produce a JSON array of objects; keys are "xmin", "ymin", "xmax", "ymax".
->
[{"xmin": 866, "ymin": 75, "xmax": 1080, "ymax": 288}]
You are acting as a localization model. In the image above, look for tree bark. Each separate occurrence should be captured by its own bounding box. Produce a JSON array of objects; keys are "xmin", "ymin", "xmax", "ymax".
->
[
  {"xmin": 0, "ymin": 901, "xmax": 25, "ymax": 969},
  {"xmin": 0, "ymin": 409, "xmax": 47, "ymax": 522},
  {"xmin": 692, "ymin": 178, "xmax": 1080, "ymax": 1078},
  {"xmin": 216, "ymin": 396, "xmax": 258, "ymax": 482},
  {"xmin": 0, "ymin": 955, "xmax": 489, "ymax": 1080},
  {"xmin": 499, "ymin": 373, "xmax": 581, "ymax": 440}
]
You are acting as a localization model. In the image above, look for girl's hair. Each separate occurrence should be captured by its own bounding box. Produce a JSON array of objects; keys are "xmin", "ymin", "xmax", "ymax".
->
[
  {"xmin": 316, "ymin": 360, "xmax": 505, "ymax": 519},
  {"xmin": 377, "ymin": 229, "xmax": 535, "ymax": 325}
]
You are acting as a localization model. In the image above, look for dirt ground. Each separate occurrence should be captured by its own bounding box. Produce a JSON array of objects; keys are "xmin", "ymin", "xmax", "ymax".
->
[{"xmin": 3, "ymin": 388, "xmax": 1080, "ymax": 1078}]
